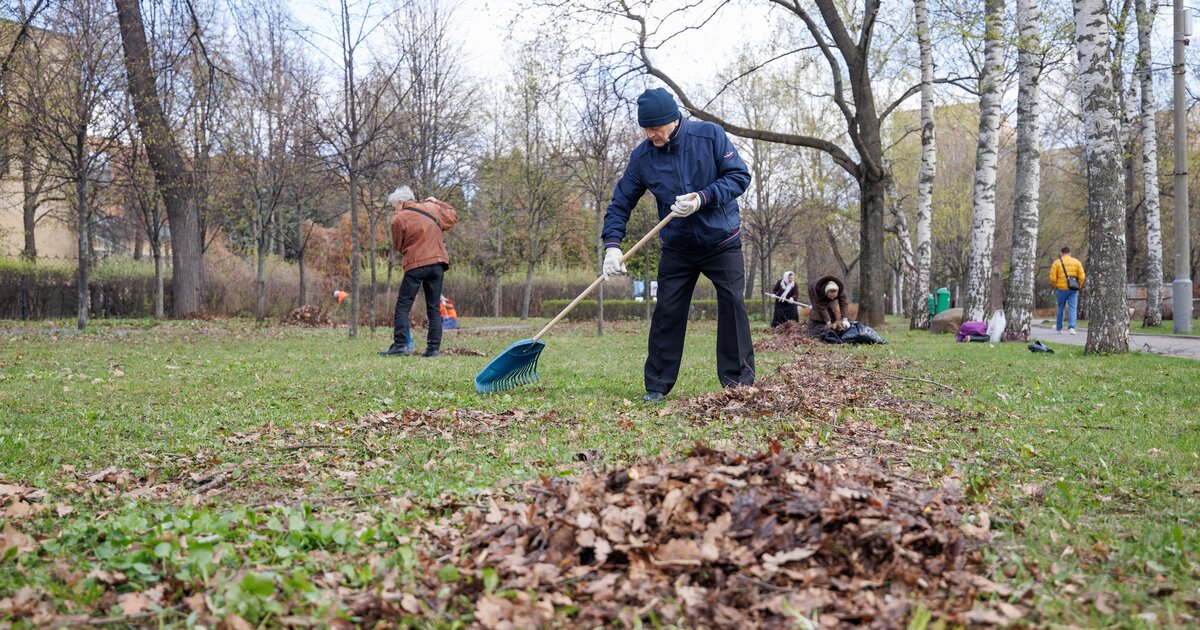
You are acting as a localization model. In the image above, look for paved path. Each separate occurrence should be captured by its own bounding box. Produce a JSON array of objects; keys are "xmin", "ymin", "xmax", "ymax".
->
[{"xmin": 1030, "ymin": 323, "xmax": 1200, "ymax": 360}]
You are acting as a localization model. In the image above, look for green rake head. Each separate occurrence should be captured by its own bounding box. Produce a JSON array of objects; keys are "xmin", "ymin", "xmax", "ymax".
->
[{"xmin": 474, "ymin": 338, "xmax": 546, "ymax": 393}]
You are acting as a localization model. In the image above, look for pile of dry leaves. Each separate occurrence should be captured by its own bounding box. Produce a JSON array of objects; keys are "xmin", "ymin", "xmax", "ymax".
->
[
  {"xmin": 754, "ymin": 320, "xmax": 821, "ymax": 353},
  {"xmin": 281, "ymin": 305, "xmax": 333, "ymax": 327},
  {"xmin": 416, "ymin": 445, "xmax": 990, "ymax": 628},
  {"xmin": 685, "ymin": 351, "xmax": 965, "ymax": 431}
]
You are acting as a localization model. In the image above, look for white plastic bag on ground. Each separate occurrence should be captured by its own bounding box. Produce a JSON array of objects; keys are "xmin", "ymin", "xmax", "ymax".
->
[{"xmin": 987, "ymin": 309, "xmax": 1006, "ymax": 343}]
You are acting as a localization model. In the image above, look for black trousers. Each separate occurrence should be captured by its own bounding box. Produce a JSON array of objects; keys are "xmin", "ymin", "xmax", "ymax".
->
[
  {"xmin": 393, "ymin": 263, "xmax": 445, "ymax": 351},
  {"xmin": 645, "ymin": 242, "xmax": 755, "ymax": 394},
  {"xmin": 771, "ymin": 302, "xmax": 799, "ymax": 327}
]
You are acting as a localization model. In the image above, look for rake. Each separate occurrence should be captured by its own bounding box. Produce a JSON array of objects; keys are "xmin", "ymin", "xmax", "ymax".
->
[
  {"xmin": 474, "ymin": 212, "xmax": 676, "ymax": 393},
  {"xmin": 763, "ymin": 292, "xmax": 811, "ymax": 309}
]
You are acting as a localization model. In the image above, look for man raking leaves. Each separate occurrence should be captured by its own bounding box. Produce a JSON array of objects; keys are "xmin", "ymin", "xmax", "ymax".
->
[{"xmin": 475, "ymin": 87, "xmax": 756, "ymax": 399}]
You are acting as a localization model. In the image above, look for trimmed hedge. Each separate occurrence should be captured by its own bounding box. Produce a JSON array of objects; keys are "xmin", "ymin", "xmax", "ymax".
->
[{"xmin": 541, "ymin": 299, "xmax": 719, "ymax": 320}]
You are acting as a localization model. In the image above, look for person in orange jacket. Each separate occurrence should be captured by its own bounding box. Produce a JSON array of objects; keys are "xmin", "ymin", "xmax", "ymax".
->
[
  {"xmin": 1049, "ymin": 246, "xmax": 1086, "ymax": 334},
  {"xmin": 380, "ymin": 186, "xmax": 458, "ymax": 357}
]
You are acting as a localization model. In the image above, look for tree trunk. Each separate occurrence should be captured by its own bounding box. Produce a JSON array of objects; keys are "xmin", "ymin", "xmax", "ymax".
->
[
  {"xmin": 256, "ymin": 235, "xmax": 266, "ymax": 323},
  {"xmin": 521, "ymin": 256, "xmax": 534, "ymax": 320},
  {"xmin": 884, "ymin": 169, "xmax": 915, "ymax": 318},
  {"xmin": 153, "ymin": 245, "xmax": 164, "ymax": 319},
  {"xmin": 1074, "ymin": 0, "xmax": 1130, "ymax": 353},
  {"xmin": 492, "ymin": 272, "xmax": 502, "ymax": 318},
  {"xmin": 910, "ymin": 0, "xmax": 935, "ymax": 330},
  {"xmin": 349, "ymin": 172, "xmax": 360, "ymax": 337},
  {"xmin": 596, "ymin": 197, "xmax": 605, "ymax": 335},
  {"xmin": 114, "ymin": 0, "xmax": 203, "ymax": 317},
  {"xmin": 1137, "ymin": 0, "xmax": 1164, "ymax": 327},
  {"xmin": 297, "ymin": 209, "xmax": 307, "ymax": 307},
  {"xmin": 1003, "ymin": 0, "xmax": 1044, "ymax": 341},
  {"xmin": 20, "ymin": 133, "xmax": 38, "ymax": 261},
  {"xmin": 368, "ymin": 207, "xmax": 377, "ymax": 331},
  {"xmin": 964, "ymin": 0, "xmax": 1005, "ymax": 323},
  {"xmin": 76, "ymin": 159, "xmax": 89, "ymax": 331},
  {"xmin": 857, "ymin": 155, "xmax": 887, "ymax": 327},
  {"xmin": 744, "ymin": 248, "xmax": 757, "ymax": 302}
]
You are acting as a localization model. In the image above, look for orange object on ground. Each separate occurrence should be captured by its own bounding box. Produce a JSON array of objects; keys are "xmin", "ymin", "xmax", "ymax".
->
[
  {"xmin": 333, "ymin": 290, "xmax": 350, "ymax": 304},
  {"xmin": 439, "ymin": 295, "xmax": 457, "ymax": 319}
]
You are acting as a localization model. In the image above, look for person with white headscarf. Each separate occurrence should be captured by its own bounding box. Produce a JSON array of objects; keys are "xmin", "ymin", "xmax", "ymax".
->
[{"xmin": 770, "ymin": 271, "xmax": 800, "ymax": 327}]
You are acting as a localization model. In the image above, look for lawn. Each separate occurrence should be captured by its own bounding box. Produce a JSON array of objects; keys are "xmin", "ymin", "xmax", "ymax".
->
[{"xmin": 1, "ymin": 316, "xmax": 1198, "ymax": 627}]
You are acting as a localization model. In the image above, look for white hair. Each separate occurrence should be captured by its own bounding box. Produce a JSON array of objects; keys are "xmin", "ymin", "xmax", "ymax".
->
[{"xmin": 388, "ymin": 186, "xmax": 415, "ymax": 205}]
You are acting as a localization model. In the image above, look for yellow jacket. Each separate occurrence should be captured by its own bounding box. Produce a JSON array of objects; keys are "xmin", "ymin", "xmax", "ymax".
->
[{"xmin": 1049, "ymin": 254, "xmax": 1085, "ymax": 290}]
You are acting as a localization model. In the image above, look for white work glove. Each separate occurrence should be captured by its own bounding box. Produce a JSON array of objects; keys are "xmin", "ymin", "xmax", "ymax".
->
[
  {"xmin": 602, "ymin": 247, "xmax": 627, "ymax": 280},
  {"xmin": 670, "ymin": 192, "xmax": 701, "ymax": 217},
  {"xmin": 840, "ymin": 318, "xmax": 850, "ymax": 330}
]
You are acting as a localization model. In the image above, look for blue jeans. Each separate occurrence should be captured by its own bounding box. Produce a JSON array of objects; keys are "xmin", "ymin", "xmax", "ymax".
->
[{"xmin": 1055, "ymin": 289, "xmax": 1079, "ymax": 330}]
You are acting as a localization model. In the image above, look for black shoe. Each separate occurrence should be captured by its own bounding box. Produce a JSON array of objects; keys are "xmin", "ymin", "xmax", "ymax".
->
[
  {"xmin": 422, "ymin": 349, "xmax": 440, "ymax": 357},
  {"xmin": 643, "ymin": 392, "xmax": 665, "ymax": 404},
  {"xmin": 379, "ymin": 344, "xmax": 411, "ymax": 356}
]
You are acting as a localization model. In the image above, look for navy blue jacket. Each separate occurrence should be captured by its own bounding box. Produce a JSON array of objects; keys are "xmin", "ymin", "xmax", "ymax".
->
[{"xmin": 603, "ymin": 118, "xmax": 751, "ymax": 251}]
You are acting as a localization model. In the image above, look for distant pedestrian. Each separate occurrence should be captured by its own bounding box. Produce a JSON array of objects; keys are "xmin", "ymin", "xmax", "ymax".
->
[
  {"xmin": 380, "ymin": 186, "xmax": 458, "ymax": 357},
  {"xmin": 806, "ymin": 275, "xmax": 850, "ymax": 338},
  {"xmin": 1049, "ymin": 246, "xmax": 1085, "ymax": 335},
  {"xmin": 771, "ymin": 271, "xmax": 800, "ymax": 327}
]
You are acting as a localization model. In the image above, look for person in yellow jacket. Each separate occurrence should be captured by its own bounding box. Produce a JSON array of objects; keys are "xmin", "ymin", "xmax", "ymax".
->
[{"xmin": 1049, "ymin": 246, "xmax": 1086, "ymax": 334}]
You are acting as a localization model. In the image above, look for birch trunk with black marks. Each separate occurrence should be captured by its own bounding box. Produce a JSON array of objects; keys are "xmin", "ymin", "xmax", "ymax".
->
[
  {"xmin": 964, "ymin": 0, "xmax": 1005, "ymax": 322},
  {"xmin": 1074, "ymin": 0, "xmax": 1130, "ymax": 352},
  {"xmin": 1003, "ymin": 0, "xmax": 1044, "ymax": 340},
  {"xmin": 1136, "ymin": 0, "xmax": 1164, "ymax": 326},
  {"xmin": 910, "ymin": 0, "xmax": 936, "ymax": 330}
]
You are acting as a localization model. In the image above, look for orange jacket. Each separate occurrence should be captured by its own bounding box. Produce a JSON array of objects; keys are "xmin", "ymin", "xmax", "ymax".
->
[
  {"xmin": 1049, "ymin": 254, "xmax": 1085, "ymax": 290},
  {"xmin": 390, "ymin": 198, "xmax": 459, "ymax": 272}
]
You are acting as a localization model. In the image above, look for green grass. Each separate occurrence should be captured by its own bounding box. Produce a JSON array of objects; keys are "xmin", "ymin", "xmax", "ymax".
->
[
  {"xmin": 1040, "ymin": 317, "xmax": 1200, "ymax": 336},
  {"xmin": 2, "ymin": 316, "xmax": 1199, "ymax": 627},
  {"xmin": 1135, "ymin": 319, "xmax": 1200, "ymax": 335}
]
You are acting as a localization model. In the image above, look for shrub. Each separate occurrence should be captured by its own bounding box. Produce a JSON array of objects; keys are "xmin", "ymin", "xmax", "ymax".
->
[{"xmin": 540, "ymin": 299, "xmax": 719, "ymax": 321}]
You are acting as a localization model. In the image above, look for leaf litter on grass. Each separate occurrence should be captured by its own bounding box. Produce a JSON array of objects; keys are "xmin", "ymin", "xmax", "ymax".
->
[{"xmin": 4, "ymin": 346, "xmax": 1024, "ymax": 628}]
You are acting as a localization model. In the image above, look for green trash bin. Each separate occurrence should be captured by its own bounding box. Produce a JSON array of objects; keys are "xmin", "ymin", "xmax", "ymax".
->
[
  {"xmin": 934, "ymin": 287, "xmax": 951, "ymax": 315},
  {"xmin": 928, "ymin": 293, "xmax": 936, "ymax": 317}
]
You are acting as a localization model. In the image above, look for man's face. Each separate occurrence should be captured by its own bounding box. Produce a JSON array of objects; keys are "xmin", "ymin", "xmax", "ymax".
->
[
  {"xmin": 642, "ymin": 119, "xmax": 679, "ymax": 147},
  {"xmin": 826, "ymin": 289, "xmax": 838, "ymax": 300}
]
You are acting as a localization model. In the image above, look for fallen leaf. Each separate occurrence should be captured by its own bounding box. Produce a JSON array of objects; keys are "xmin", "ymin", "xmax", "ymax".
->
[
  {"xmin": 117, "ymin": 592, "xmax": 153, "ymax": 616},
  {"xmin": 0, "ymin": 523, "xmax": 36, "ymax": 556}
]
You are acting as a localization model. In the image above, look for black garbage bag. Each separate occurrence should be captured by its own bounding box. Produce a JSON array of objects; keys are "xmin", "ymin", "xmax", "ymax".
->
[
  {"xmin": 818, "ymin": 321, "xmax": 887, "ymax": 345},
  {"xmin": 819, "ymin": 327, "xmax": 844, "ymax": 344},
  {"xmin": 841, "ymin": 321, "xmax": 887, "ymax": 344}
]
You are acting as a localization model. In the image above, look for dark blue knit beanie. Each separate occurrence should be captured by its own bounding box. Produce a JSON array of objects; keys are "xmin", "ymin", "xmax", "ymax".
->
[{"xmin": 637, "ymin": 88, "xmax": 680, "ymax": 128}]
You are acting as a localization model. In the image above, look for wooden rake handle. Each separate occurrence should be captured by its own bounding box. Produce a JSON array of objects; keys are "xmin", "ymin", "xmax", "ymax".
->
[
  {"xmin": 533, "ymin": 212, "xmax": 676, "ymax": 342},
  {"xmin": 764, "ymin": 292, "xmax": 811, "ymax": 308}
]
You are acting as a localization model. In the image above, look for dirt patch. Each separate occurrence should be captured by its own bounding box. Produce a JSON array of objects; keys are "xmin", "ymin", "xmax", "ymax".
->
[{"xmin": 404, "ymin": 444, "xmax": 995, "ymax": 628}]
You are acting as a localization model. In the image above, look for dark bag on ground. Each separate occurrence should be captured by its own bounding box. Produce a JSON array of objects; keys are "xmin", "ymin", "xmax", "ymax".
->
[{"xmin": 819, "ymin": 321, "xmax": 887, "ymax": 345}]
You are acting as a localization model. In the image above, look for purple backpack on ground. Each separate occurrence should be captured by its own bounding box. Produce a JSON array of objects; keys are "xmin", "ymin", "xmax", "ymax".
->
[{"xmin": 956, "ymin": 321, "xmax": 988, "ymax": 342}]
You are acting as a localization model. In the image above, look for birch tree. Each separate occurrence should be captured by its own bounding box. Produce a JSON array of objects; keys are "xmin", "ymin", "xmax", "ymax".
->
[
  {"xmin": 1002, "ymin": 0, "xmax": 1044, "ymax": 340},
  {"xmin": 910, "ymin": 0, "xmax": 935, "ymax": 330},
  {"xmin": 1136, "ymin": 0, "xmax": 1163, "ymax": 327},
  {"xmin": 963, "ymin": 0, "xmax": 1004, "ymax": 323},
  {"xmin": 1073, "ymin": 0, "xmax": 1129, "ymax": 353}
]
